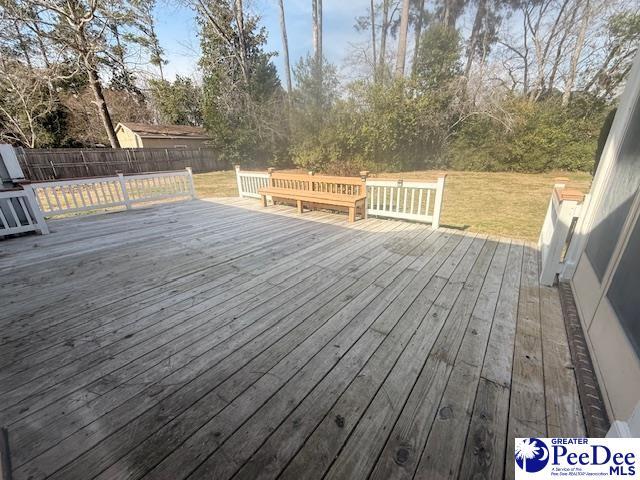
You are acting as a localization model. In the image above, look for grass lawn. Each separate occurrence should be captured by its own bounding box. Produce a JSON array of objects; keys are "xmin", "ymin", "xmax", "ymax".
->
[{"xmin": 193, "ymin": 169, "xmax": 592, "ymax": 241}]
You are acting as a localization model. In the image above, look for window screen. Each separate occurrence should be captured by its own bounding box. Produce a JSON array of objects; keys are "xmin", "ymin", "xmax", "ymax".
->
[
  {"xmin": 585, "ymin": 97, "xmax": 640, "ymax": 281},
  {"xmin": 607, "ymin": 212, "xmax": 640, "ymax": 356}
]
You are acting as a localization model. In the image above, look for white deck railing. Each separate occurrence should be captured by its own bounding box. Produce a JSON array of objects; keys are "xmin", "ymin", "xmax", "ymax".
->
[
  {"xmin": 31, "ymin": 168, "xmax": 195, "ymax": 216},
  {"xmin": 234, "ymin": 165, "xmax": 270, "ymax": 199},
  {"xmin": 538, "ymin": 181, "xmax": 586, "ymax": 286},
  {"xmin": 365, "ymin": 177, "xmax": 445, "ymax": 228},
  {"xmin": 0, "ymin": 188, "xmax": 49, "ymax": 236},
  {"xmin": 234, "ymin": 166, "xmax": 446, "ymax": 228}
]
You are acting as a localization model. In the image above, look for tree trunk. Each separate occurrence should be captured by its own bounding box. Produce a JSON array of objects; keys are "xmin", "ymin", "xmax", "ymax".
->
[
  {"xmin": 562, "ymin": 0, "xmax": 590, "ymax": 106},
  {"xmin": 378, "ymin": 0, "xmax": 389, "ymax": 78},
  {"xmin": 312, "ymin": 0, "xmax": 319, "ymax": 63},
  {"xmin": 14, "ymin": 22, "xmax": 33, "ymax": 70},
  {"xmin": 87, "ymin": 66, "xmax": 120, "ymax": 148},
  {"xmin": 394, "ymin": 0, "xmax": 411, "ymax": 78},
  {"xmin": 522, "ymin": 12, "xmax": 529, "ymax": 97},
  {"xmin": 234, "ymin": 0, "xmax": 249, "ymax": 84},
  {"xmin": 312, "ymin": 0, "xmax": 322, "ymax": 87},
  {"xmin": 317, "ymin": 0, "xmax": 322, "ymax": 64},
  {"xmin": 464, "ymin": 0, "xmax": 487, "ymax": 78},
  {"xmin": 149, "ymin": 20, "xmax": 165, "ymax": 81},
  {"xmin": 370, "ymin": 0, "xmax": 377, "ymax": 80},
  {"xmin": 548, "ymin": 5, "xmax": 578, "ymax": 92},
  {"xmin": 412, "ymin": 0, "xmax": 426, "ymax": 74},
  {"xmin": 277, "ymin": 0, "xmax": 292, "ymax": 95}
]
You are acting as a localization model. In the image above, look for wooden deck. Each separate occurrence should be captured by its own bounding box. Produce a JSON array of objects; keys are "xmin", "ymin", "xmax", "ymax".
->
[{"xmin": 0, "ymin": 198, "xmax": 585, "ymax": 480}]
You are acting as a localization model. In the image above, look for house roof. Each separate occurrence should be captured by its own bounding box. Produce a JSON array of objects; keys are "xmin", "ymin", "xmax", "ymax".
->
[{"xmin": 117, "ymin": 123, "xmax": 210, "ymax": 139}]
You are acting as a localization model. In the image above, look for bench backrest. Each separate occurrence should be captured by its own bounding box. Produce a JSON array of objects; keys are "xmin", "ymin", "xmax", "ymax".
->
[{"xmin": 269, "ymin": 173, "xmax": 365, "ymax": 196}]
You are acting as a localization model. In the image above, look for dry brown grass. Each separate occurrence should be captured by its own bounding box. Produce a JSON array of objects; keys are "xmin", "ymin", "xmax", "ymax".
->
[{"xmin": 193, "ymin": 169, "xmax": 592, "ymax": 241}]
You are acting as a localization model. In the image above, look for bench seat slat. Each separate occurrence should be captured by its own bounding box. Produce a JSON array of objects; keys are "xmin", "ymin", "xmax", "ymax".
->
[{"xmin": 258, "ymin": 187, "xmax": 366, "ymax": 207}]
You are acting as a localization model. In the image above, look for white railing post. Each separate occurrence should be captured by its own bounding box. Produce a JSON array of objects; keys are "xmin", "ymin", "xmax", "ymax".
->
[
  {"xmin": 559, "ymin": 192, "xmax": 590, "ymax": 281},
  {"xmin": 539, "ymin": 184, "xmax": 584, "ymax": 286},
  {"xmin": 21, "ymin": 184, "xmax": 49, "ymax": 234},
  {"xmin": 118, "ymin": 173, "xmax": 132, "ymax": 210},
  {"xmin": 185, "ymin": 167, "xmax": 196, "ymax": 199},
  {"xmin": 234, "ymin": 164, "xmax": 243, "ymax": 198},
  {"xmin": 432, "ymin": 175, "xmax": 446, "ymax": 229}
]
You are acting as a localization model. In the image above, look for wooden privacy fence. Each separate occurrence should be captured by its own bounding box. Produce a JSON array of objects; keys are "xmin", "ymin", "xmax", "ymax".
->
[
  {"xmin": 235, "ymin": 166, "xmax": 446, "ymax": 228},
  {"xmin": 538, "ymin": 179, "xmax": 587, "ymax": 286},
  {"xmin": 17, "ymin": 147, "xmax": 228, "ymax": 181},
  {"xmin": 30, "ymin": 168, "xmax": 195, "ymax": 216},
  {"xmin": 0, "ymin": 188, "xmax": 49, "ymax": 237}
]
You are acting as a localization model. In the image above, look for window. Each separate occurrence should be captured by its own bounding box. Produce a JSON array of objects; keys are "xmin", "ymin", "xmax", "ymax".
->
[
  {"xmin": 607, "ymin": 211, "xmax": 640, "ymax": 355},
  {"xmin": 585, "ymin": 96, "xmax": 640, "ymax": 281}
]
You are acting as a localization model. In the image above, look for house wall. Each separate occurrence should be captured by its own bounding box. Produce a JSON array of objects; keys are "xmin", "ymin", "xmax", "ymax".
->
[
  {"xmin": 571, "ymin": 50, "xmax": 640, "ymax": 422},
  {"xmin": 136, "ymin": 138, "xmax": 210, "ymax": 149},
  {"xmin": 116, "ymin": 127, "xmax": 142, "ymax": 148}
]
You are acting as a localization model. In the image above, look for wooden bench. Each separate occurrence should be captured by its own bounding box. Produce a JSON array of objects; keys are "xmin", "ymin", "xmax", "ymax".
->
[{"xmin": 258, "ymin": 172, "xmax": 367, "ymax": 222}]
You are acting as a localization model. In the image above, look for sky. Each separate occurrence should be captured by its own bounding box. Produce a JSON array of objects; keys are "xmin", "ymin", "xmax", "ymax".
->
[{"xmin": 152, "ymin": 0, "xmax": 375, "ymax": 83}]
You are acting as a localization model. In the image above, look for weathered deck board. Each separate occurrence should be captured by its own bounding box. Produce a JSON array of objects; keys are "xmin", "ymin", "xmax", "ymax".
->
[
  {"xmin": 505, "ymin": 242, "xmax": 547, "ymax": 480},
  {"xmin": 0, "ymin": 198, "xmax": 585, "ymax": 480}
]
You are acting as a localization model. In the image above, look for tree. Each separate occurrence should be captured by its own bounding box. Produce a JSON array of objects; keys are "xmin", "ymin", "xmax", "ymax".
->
[
  {"xmin": 414, "ymin": 24, "xmax": 462, "ymax": 90},
  {"xmin": 0, "ymin": 0, "xmax": 154, "ymax": 147},
  {"xmin": 0, "ymin": 59, "xmax": 58, "ymax": 147},
  {"xmin": 583, "ymin": 10, "xmax": 640, "ymax": 99},
  {"xmin": 412, "ymin": 0, "xmax": 429, "ymax": 71},
  {"xmin": 379, "ymin": 0, "xmax": 391, "ymax": 79},
  {"xmin": 0, "ymin": 0, "xmax": 158, "ymax": 147},
  {"xmin": 132, "ymin": 0, "xmax": 168, "ymax": 80},
  {"xmin": 562, "ymin": 0, "xmax": 591, "ymax": 105},
  {"xmin": 149, "ymin": 76, "xmax": 203, "ymax": 126},
  {"xmin": 436, "ymin": 0, "xmax": 468, "ymax": 27},
  {"xmin": 198, "ymin": 0, "xmax": 285, "ymax": 162},
  {"xmin": 291, "ymin": 55, "xmax": 338, "ymax": 127},
  {"xmin": 312, "ymin": 0, "xmax": 323, "ymax": 87},
  {"xmin": 370, "ymin": 0, "xmax": 377, "ymax": 80},
  {"xmin": 277, "ymin": 0, "xmax": 293, "ymax": 95},
  {"xmin": 395, "ymin": 0, "xmax": 411, "ymax": 77}
]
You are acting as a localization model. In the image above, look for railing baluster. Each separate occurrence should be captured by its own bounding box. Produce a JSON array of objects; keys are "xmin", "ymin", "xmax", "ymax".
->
[
  {"xmin": 17, "ymin": 197, "xmax": 33, "ymax": 225},
  {"xmin": 6, "ymin": 198, "xmax": 21, "ymax": 226},
  {"xmin": 0, "ymin": 207, "xmax": 9, "ymax": 229}
]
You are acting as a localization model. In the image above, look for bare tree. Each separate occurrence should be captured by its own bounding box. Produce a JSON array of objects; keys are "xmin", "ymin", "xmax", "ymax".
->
[
  {"xmin": 0, "ymin": 61, "xmax": 56, "ymax": 147},
  {"xmin": 277, "ymin": 0, "xmax": 292, "ymax": 94},
  {"xmin": 0, "ymin": 0, "xmax": 150, "ymax": 147},
  {"xmin": 132, "ymin": 0, "xmax": 167, "ymax": 80},
  {"xmin": 378, "ymin": 0, "xmax": 390, "ymax": 77},
  {"xmin": 395, "ymin": 0, "xmax": 411, "ymax": 77},
  {"xmin": 562, "ymin": 0, "xmax": 590, "ymax": 104}
]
